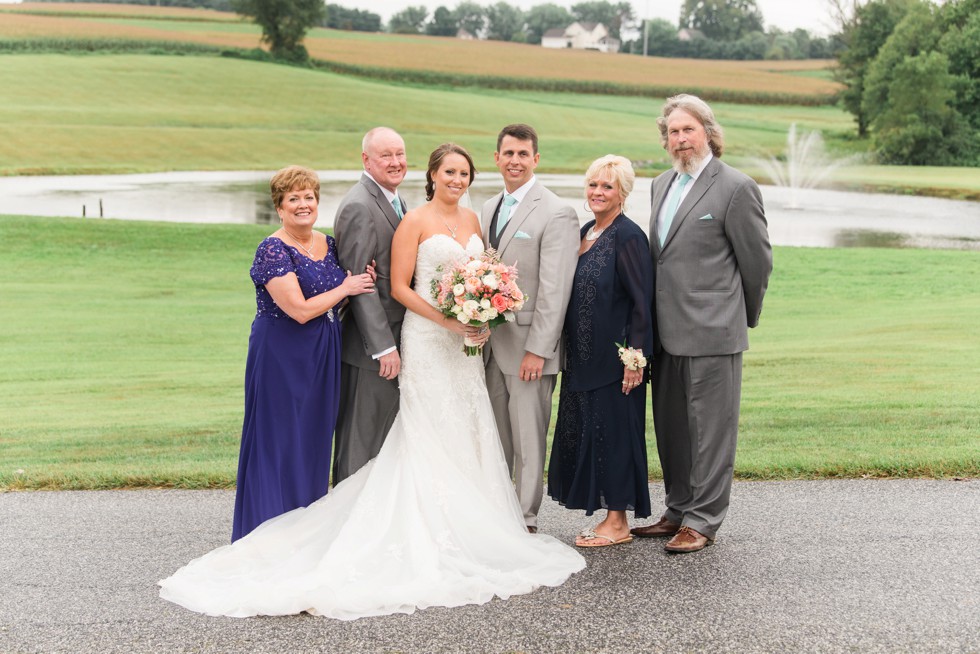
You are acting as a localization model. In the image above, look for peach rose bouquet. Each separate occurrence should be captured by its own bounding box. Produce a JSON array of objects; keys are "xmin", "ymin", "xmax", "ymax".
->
[{"xmin": 431, "ymin": 248, "xmax": 527, "ymax": 355}]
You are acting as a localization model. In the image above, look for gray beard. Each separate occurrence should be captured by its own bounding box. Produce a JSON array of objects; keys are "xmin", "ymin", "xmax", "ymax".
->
[{"xmin": 671, "ymin": 146, "xmax": 709, "ymax": 175}]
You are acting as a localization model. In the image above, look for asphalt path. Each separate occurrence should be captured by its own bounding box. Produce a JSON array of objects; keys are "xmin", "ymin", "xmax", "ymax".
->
[{"xmin": 1, "ymin": 479, "xmax": 977, "ymax": 653}]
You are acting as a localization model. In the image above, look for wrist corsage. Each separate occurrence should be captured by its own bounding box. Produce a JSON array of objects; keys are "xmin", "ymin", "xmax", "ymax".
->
[{"xmin": 616, "ymin": 342, "xmax": 647, "ymax": 371}]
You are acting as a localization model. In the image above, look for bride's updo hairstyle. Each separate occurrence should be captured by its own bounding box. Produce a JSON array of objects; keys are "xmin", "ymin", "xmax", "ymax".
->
[{"xmin": 425, "ymin": 143, "xmax": 477, "ymax": 201}]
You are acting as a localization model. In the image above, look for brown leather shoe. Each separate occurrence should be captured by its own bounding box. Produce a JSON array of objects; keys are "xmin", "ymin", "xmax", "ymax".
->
[
  {"xmin": 630, "ymin": 516, "xmax": 681, "ymax": 538},
  {"xmin": 664, "ymin": 526, "xmax": 713, "ymax": 553}
]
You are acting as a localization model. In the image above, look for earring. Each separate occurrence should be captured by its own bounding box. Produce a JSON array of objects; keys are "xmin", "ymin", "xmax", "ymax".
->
[{"xmin": 583, "ymin": 200, "xmax": 593, "ymax": 214}]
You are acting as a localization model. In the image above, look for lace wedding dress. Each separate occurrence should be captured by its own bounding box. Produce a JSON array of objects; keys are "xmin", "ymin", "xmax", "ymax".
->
[{"xmin": 159, "ymin": 234, "xmax": 585, "ymax": 620}]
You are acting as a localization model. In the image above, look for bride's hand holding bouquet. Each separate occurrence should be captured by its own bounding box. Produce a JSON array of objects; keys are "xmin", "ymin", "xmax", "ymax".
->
[{"xmin": 432, "ymin": 248, "xmax": 526, "ymax": 355}]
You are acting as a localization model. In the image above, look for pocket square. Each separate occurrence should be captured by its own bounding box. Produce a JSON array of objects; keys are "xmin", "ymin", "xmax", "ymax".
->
[
  {"xmin": 514, "ymin": 231, "xmax": 532, "ymax": 239},
  {"xmin": 699, "ymin": 214, "xmax": 714, "ymax": 220}
]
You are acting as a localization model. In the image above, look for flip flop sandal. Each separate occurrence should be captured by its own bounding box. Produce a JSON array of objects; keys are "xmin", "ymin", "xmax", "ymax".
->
[{"xmin": 575, "ymin": 528, "xmax": 633, "ymax": 548}]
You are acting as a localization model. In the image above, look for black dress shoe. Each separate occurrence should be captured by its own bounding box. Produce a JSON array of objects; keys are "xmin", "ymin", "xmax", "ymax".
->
[{"xmin": 526, "ymin": 526, "xmax": 538, "ymax": 534}]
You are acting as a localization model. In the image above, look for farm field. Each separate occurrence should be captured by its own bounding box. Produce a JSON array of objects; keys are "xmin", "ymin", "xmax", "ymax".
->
[
  {"xmin": 0, "ymin": 2, "xmax": 839, "ymax": 102},
  {"xmin": 2, "ymin": 215, "xmax": 977, "ymax": 490}
]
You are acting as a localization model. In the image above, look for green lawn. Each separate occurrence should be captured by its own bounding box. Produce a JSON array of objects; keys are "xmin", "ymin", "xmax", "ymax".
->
[{"xmin": 1, "ymin": 215, "xmax": 977, "ymax": 490}]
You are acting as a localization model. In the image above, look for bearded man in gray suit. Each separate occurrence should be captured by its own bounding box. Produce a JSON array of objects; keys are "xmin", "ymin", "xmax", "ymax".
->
[
  {"xmin": 630, "ymin": 95, "xmax": 772, "ymax": 553},
  {"xmin": 332, "ymin": 127, "xmax": 408, "ymax": 484},
  {"xmin": 482, "ymin": 124, "xmax": 580, "ymax": 533}
]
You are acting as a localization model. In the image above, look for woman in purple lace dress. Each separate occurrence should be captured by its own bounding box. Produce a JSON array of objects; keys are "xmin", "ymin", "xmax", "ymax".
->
[{"xmin": 232, "ymin": 166, "xmax": 375, "ymax": 541}]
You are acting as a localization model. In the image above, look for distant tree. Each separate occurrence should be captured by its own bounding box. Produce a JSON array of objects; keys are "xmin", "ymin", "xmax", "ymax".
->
[
  {"xmin": 862, "ymin": 1, "xmax": 978, "ymax": 164},
  {"xmin": 638, "ymin": 17, "xmax": 679, "ymax": 55},
  {"xmin": 525, "ymin": 3, "xmax": 572, "ymax": 44},
  {"xmin": 679, "ymin": 0, "xmax": 763, "ymax": 41},
  {"xmin": 571, "ymin": 1, "xmax": 633, "ymax": 39},
  {"xmin": 832, "ymin": 0, "xmax": 918, "ymax": 136},
  {"xmin": 389, "ymin": 5, "xmax": 428, "ymax": 33},
  {"xmin": 232, "ymin": 0, "xmax": 324, "ymax": 61},
  {"xmin": 765, "ymin": 31, "xmax": 802, "ymax": 60},
  {"xmin": 324, "ymin": 4, "xmax": 381, "ymax": 32},
  {"xmin": 872, "ymin": 51, "xmax": 972, "ymax": 164},
  {"xmin": 485, "ymin": 2, "xmax": 524, "ymax": 41},
  {"xmin": 937, "ymin": 0, "xmax": 980, "ymax": 133},
  {"xmin": 426, "ymin": 5, "xmax": 457, "ymax": 35},
  {"xmin": 454, "ymin": 1, "xmax": 486, "ymax": 36},
  {"xmin": 729, "ymin": 30, "xmax": 767, "ymax": 58}
]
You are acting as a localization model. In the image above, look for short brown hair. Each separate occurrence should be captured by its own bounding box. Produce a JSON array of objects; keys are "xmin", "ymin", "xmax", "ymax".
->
[
  {"xmin": 270, "ymin": 166, "xmax": 320, "ymax": 208},
  {"xmin": 496, "ymin": 124, "xmax": 539, "ymax": 154},
  {"xmin": 657, "ymin": 94, "xmax": 725, "ymax": 158},
  {"xmin": 425, "ymin": 143, "xmax": 477, "ymax": 201}
]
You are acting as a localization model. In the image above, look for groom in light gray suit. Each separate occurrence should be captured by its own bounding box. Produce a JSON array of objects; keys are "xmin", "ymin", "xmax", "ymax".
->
[
  {"xmin": 332, "ymin": 127, "xmax": 408, "ymax": 485},
  {"xmin": 630, "ymin": 95, "xmax": 772, "ymax": 553},
  {"xmin": 482, "ymin": 124, "xmax": 580, "ymax": 532}
]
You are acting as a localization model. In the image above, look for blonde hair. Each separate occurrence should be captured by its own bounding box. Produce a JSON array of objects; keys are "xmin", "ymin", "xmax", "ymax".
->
[
  {"xmin": 656, "ymin": 94, "xmax": 725, "ymax": 158},
  {"xmin": 270, "ymin": 166, "xmax": 320, "ymax": 208},
  {"xmin": 584, "ymin": 154, "xmax": 635, "ymax": 205}
]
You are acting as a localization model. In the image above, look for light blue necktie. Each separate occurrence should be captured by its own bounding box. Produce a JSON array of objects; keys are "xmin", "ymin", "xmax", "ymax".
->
[
  {"xmin": 495, "ymin": 194, "xmax": 518, "ymax": 238},
  {"xmin": 391, "ymin": 197, "xmax": 403, "ymax": 220},
  {"xmin": 659, "ymin": 173, "xmax": 692, "ymax": 247}
]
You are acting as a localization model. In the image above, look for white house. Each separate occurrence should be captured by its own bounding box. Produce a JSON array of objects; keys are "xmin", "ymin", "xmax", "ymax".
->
[{"xmin": 541, "ymin": 22, "xmax": 620, "ymax": 53}]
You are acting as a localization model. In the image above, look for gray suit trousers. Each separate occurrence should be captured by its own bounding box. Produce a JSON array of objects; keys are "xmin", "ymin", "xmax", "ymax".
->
[
  {"xmin": 332, "ymin": 362, "xmax": 399, "ymax": 485},
  {"xmin": 653, "ymin": 351, "xmax": 742, "ymax": 539},
  {"xmin": 485, "ymin": 354, "xmax": 556, "ymax": 527}
]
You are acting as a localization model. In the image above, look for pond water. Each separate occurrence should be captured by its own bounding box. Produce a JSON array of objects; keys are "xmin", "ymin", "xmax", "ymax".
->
[{"xmin": 2, "ymin": 171, "xmax": 979, "ymax": 250}]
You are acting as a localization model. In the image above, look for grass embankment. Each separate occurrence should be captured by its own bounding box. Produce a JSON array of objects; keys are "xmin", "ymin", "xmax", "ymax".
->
[
  {"xmin": 0, "ymin": 53, "xmax": 848, "ymax": 177},
  {"xmin": 1, "ymin": 215, "xmax": 977, "ymax": 490},
  {"xmin": 2, "ymin": 53, "xmax": 977, "ymax": 199}
]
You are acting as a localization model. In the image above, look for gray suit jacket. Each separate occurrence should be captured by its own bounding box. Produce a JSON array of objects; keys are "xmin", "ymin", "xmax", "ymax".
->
[
  {"xmin": 649, "ymin": 157, "xmax": 772, "ymax": 357},
  {"xmin": 481, "ymin": 180, "xmax": 580, "ymax": 375},
  {"xmin": 333, "ymin": 174, "xmax": 406, "ymax": 370}
]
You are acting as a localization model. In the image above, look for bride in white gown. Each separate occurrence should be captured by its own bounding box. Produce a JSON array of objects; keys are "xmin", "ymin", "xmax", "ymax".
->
[{"xmin": 159, "ymin": 144, "xmax": 585, "ymax": 620}]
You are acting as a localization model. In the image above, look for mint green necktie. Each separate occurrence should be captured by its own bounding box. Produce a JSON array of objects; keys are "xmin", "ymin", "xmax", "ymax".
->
[
  {"xmin": 659, "ymin": 173, "xmax": 692, "ymax": 247},
  {"xmin": 391, "ymin": 197, "xmax": 403, "ymax": 220},
  {"xmin": 496, "ymin": 194, "xmax": 518, "ymax": 238}
]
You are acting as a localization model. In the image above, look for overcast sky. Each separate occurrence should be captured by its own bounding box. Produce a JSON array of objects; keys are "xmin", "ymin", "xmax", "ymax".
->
[{"xmin": 368, "ymin": 0, "xmax": 839, "ymax": 36}]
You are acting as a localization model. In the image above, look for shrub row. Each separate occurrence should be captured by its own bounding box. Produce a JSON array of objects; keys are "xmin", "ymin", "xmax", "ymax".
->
[
  {"xmin": 307, "ymin": 58, "xmax": 838, "ymax": 107},
  {"xmin": 0, "ymin": 38, "xmax": 837, "ymax": 106},
  {"xmin": 0, "ymin": 8, "xmax": 235, "ymax": 23},
  {"xmin": 0, "ymin": 37, "xmax": 226, "ymax": 55}
]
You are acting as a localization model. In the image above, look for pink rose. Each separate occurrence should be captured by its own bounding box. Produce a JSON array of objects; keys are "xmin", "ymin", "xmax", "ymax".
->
[{"xmin": 491, "ymin": 294, "xmax": 510, "ymax": 312}]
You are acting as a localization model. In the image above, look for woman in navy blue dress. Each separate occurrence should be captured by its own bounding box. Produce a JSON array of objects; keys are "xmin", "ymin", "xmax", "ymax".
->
[
  {"xmin": 548, "ymin": 155, "xmax": 654, "ymax": 547},
  {"xmin": 232, "ymin": 166, "xmax": 376, "ymax": 541}
]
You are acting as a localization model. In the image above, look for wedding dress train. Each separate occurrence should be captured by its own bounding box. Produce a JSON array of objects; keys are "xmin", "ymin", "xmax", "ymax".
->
[{"xmin": 159, "ymin": 234, "xmax": 585, "ymax": 620}]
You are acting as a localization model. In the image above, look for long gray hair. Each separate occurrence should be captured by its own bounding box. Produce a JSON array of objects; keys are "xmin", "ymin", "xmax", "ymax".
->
[{"xmin": 656, "ymin": 94, "xmax": 725, "ymax": 158}]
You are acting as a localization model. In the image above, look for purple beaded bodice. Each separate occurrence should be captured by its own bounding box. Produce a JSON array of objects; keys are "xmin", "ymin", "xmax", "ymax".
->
[{"xmin": 249, "ymin": 236, "xmax": 347, "ymax": 321}]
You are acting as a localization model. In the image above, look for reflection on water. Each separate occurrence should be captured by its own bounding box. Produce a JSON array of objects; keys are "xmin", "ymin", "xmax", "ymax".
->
[{"xmin": 1, "ymin": 171, "xmax": 979, "ymax": 251}]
